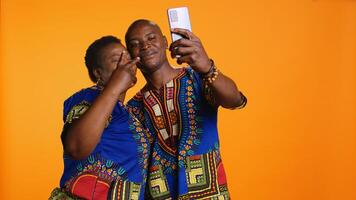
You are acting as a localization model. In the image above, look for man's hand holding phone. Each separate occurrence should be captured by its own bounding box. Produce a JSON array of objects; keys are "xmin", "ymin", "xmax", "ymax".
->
[
  {"xmin": 169, "ymin": 28, "xmax": 211, "ymax": 74},
  {"xmin": 167, "ymin": 7, "xmax": 210, "ymax": 73}
]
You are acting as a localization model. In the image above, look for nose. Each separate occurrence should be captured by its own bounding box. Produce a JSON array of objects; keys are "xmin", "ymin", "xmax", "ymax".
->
[{"xmin": 141, "ymin": 41, "xmax": 151, "ymax": 51}]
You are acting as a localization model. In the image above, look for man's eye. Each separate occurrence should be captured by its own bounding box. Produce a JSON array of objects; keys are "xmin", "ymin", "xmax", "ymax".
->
[
  {"xmin": 148, "ymin": 36, "xmax": 155, "ymax": 41},
  {"xmin": 130, "ymin": 42, "xmax": 139, "ymax": 48}
]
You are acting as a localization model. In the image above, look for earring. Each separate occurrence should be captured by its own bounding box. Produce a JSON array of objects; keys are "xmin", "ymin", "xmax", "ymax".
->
[{"xmin": 96, "ymin": 77, "xmax": 104, "ymax": 90}]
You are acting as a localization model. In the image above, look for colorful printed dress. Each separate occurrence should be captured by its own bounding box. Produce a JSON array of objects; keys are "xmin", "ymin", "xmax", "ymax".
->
[
  {"xmin": 53, "ymin": 86, "xmax": 151, "ymax": 200},
  {"xmin": 127, "ymin": 67, "xmax": 247, "ymax": 199}
]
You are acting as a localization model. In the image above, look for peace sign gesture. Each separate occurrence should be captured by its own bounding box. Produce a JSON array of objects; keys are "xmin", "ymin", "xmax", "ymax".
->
[{"xmin": 109, "ymin": 51, "xmax": 140, "ymax": 94}]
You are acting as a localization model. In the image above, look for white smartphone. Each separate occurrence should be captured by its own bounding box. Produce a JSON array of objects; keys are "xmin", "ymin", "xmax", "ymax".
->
[{"xmin": 167, "ymin": 7, "xmax": 192, "ymax": 42}]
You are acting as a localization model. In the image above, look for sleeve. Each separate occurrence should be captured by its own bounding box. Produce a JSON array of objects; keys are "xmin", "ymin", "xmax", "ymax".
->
[
  {"xmin": 188, "ymin": 67, "xmax": 217, "ymax": 107},
  {"xmin": 61, "ymin": 89, "xmax": 93, "ymax": 148},
  {"xmin": 189, "ymin": 67, "xmax": 247, "ymax": 109},
  {"xmin": 62, "ymin": 89, "xmax": 91, "ymax": 124}
]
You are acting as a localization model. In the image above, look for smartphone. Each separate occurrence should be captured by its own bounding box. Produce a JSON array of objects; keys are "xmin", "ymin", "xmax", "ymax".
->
[{"xmin": 167, "ymin": 7, "xmax": 192, "ymax": 42}]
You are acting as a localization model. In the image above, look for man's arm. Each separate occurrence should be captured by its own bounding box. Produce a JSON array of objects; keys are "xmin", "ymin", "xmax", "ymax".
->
[{"xmin": 169, "ymin": 28, "xmax": 246, "ymax": 109}]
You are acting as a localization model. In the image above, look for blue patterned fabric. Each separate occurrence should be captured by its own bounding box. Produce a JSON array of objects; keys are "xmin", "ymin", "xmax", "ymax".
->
[
  {"xmin": 59, "ymin": 86, "xmax": 150, "ymax": 200},
  {"xmin": 127, "ymin": 67, "xmax": 241, "ymax": 199}
]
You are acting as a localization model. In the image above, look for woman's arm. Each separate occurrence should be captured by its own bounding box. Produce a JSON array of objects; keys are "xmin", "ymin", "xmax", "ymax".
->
[{"xmin": 62, "ymin": 57, "xmax": 139, "ymax": 160}]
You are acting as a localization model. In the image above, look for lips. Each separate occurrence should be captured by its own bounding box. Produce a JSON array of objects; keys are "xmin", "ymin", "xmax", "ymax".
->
[{"xmin": 140, "ymin": 51, "xmax": 157, "ymax": 60}]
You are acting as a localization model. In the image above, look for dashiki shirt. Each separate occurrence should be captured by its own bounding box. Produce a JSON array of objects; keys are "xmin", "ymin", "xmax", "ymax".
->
[
  {"xmin": 57, "ymin": 86, "xmax": 151, "ymax": 200},
  {"xmin": 127, "ymin": 67, "xmax": 247, "ymax": 199}
]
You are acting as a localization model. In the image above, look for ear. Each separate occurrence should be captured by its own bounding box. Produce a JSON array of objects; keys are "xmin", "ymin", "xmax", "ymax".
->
[
  {"xmin": 163, "ymin": 35, "xmax": 168, "ymax": 49},
  {"xmin": 93, "ymin": 67, "xmax": 102, "ymax": 81}
]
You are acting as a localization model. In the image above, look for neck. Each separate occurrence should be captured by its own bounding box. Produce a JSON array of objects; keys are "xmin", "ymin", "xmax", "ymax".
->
[
  {"xmin": 97, "ymin": 83, "xmax": 126, "ymax": 103},
  {"xmin": 143, "ymin": 62, "xmax": 178, "ymax": 90}
]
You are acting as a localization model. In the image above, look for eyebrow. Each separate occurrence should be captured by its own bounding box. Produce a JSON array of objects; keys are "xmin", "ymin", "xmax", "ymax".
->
[
  {"xmin": 145, "ymin": 32, "xmax": 155, "ymax": 36},
  {"xmin": 129, "ymin": 31, "xmax": 156, "ymax": 42},
  {"xmin": 108, "ymin": 54, "xmax": 121, "ymax": 59}
]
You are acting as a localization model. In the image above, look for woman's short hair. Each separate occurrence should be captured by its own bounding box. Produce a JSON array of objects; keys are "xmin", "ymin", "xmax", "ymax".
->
[{"xmin": 84, "ymin": 36, "xmax": 121, "ymax": 83}]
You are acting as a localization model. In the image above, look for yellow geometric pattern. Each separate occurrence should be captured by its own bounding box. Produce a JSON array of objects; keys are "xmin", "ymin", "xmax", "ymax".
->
[
  {"xmin": 65, "ymin": 101, "xmax": 111, "ymax": 127},
  {"xmin": 187, "ymin": 168, "xmax": 204, "ymax": 185},
  {"xmin": 148, "ymin": 166, "xmax": 171, "ymax": 199}
]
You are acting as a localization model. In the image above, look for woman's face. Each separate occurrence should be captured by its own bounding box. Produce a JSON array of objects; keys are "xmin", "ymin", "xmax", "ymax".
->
[{"xmin": 95, "ymin": 42, "xmax": 131, "ymax": 85}]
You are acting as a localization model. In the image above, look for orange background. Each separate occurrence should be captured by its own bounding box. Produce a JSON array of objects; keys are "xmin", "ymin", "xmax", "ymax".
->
[{"xmin": 1, "ymin": 0, "xmax": 355, "ymax": 199}]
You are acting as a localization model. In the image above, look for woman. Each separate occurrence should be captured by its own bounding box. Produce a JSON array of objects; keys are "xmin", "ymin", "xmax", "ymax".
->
[{"xmin": 50, "ymin": 36, "xmax": 151, "ymax": 200}]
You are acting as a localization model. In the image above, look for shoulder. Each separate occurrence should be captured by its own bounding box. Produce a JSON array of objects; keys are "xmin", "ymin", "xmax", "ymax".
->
[
  {"xmin": 126, "ymin": 90, "xmax": 144, "ymax": 107},
  {"xmin": 132, "ymin": 90, "xmax": 144, "ymax": 101},
  {"xmin": 63, "ymin": 86, "xmax": 99, "ymax": 117},
  {"xmin": 64, "ymin": 86, "xmax": 98, "ymax": 104}
]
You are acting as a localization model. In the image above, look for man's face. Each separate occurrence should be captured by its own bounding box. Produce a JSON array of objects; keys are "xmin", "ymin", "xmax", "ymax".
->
[{"xmin": 126, "ymin": 22, "xmax": 168, "ymax": 74}]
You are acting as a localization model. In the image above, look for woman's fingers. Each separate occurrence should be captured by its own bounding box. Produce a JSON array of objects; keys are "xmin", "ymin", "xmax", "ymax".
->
[
  {"xmin": 125, "ymin": 57, "xmax": 139, "ymax": 84},
  {"xmin": 130, "ymin": 60, "xmax": 138, "ymax": 75},
  {"xmin": 126, "ymin": 57, "xmax": 140, "ymax": 67},
  {"xmin": 117, "ymin": 51, "xmax": 126, "ymax": 67}
]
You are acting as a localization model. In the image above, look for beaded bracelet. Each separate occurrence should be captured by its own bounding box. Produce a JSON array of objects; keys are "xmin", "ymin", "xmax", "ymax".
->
[{"xmin": 202, "ymin": 59, "xmax": 219, "ymax": 84}]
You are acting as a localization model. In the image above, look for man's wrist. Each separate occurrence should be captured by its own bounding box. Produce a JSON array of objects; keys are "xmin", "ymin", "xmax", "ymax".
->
[
  {"xmin": 201, "ymin": 59, "xmax": 219, "ymax": 84},
  {"xmin": 200, "ymin": 59, "xmax": 215, "ymax": 75}
]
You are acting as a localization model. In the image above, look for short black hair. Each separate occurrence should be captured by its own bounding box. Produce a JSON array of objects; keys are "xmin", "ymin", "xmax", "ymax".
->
[
  {"xmin": 125, "ymin": 19, "xmax": 161, "ymax": 46},
  {"xmin": 84, "ymin": 35, "xmax": 121, "ymax": 83}
]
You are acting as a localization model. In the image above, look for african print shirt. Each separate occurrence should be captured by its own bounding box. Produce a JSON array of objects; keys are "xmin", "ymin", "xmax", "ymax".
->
[
  {"xmin": 127, "ymin": 67, "xmax": 246, "ymax": 199},
  {"xmin": 59, "ymin": 86, "xmax": 151, "ymax": 200}
]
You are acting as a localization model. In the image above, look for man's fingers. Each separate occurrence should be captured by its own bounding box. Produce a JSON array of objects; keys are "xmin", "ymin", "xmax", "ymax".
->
[
  {"xmin": 176, "ymin": 55, "xmax": 192, "ymax": 65},
  {"xmin": 171, "ymin": 28, "xmax": 196, "ymax": 40},
  {"xmin": 169, "ymin": 38, "xmax": 195, "ymax": 51},
  {"xmin": 174, "ymin": 46, "xmax": 196, "ymax": 57}
]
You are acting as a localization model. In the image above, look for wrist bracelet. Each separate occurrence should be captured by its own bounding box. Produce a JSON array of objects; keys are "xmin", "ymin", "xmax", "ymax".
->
[
  {"xmin": 202, "ymin": 59, "xmax": 219, "ymax": 84},
  {"xmin": 201, "ymin": 59, "xmax": 215, "ymax": 75}
]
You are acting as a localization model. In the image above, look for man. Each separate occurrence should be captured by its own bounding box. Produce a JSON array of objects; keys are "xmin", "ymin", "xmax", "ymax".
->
[{"xmin": 125, "ymin": 19, "xmax": 247, "ymax": 199}]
